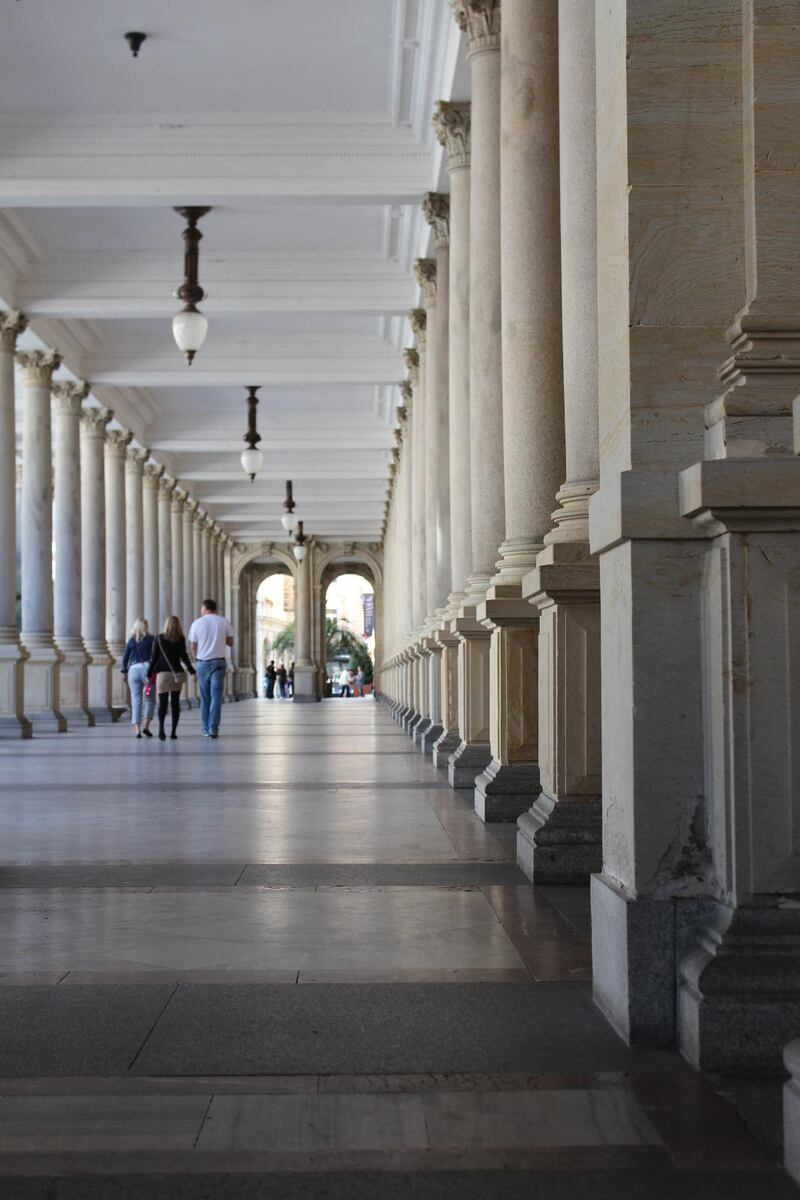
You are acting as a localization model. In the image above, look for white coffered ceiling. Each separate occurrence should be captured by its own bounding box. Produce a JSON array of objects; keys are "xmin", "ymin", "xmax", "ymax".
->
[{"xmin": 0, "ymin": 0, "xmax": 469, "ymax": 543}]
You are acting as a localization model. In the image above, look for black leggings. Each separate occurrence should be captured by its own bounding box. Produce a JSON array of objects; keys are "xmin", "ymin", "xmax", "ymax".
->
[{"xmin": 158, "ymin": 690, "xmax": 181, "ymax": 735}]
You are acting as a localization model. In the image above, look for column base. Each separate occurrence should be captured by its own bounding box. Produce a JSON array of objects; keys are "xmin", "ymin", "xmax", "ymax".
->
[
  {"xmin": 432, "ymin": 728, "xmax": 460, "ymax": 770},
  {"xmin": 0, "ymin": 639, "xmax": 32, "ymax": 738},
  {"xmin": 85, "ymin": 653, "xmax": 116, "ymax": 724},
  {"xmin": 679, "ymin": 903, "xmax": 800, "ymax": 1071},
  {"xmin": 412, "ymin": 716, "xmax": 432, "ymax": 746},
  {"xmin": 783, "ymin": 1041, "xmax": 800, "ymax": 1186},
  {"xmin": 405, "ymin": 710, "xmax": 422, "ymax": 735},
  {"xmin": 108, "ymin": 646, "xmax": 129, "ymax": 714},
  {"xmin": 419, "ymin": 722, "xmax": 443, "ymax": 755},
  {"xmin": 292, "ymin": 664, "xmax": 319, "ymax": 703},
  {"xmin": 474, "ymin": 759, "xmax": 540, "ymax": 824},
  {"xmin": 516, "ymin": 793, "xmax": 602, "ymax": 883},
  {"xmin": 21, "ymin": 637, "xmax": 66, "ymax": 733},
  {"xmin": 56, "ymin": 645, "xmax": 93, "ymax": 728},
  {"xmin": 448, "ymin": 739, "xmax": 492, "ymax": 790}
]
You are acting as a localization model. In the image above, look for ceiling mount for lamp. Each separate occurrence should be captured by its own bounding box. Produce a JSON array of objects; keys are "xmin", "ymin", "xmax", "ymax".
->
[
  {"xmin": 240, "ymin": 385, "xmax": 263, "ymax": 481},
  {"xmin": 172, "ymin": 206, "xmax": 211, "ymax": 364},
  {"xmin": 125, "ymin": 31, "xmax": 147, "ymax": 58},
  {"xmin": 281, "ymin": 480, "xmax": 298, "ymax": 533},
  {"xmin": 293, "ymin": 521, "xmax": 307, "ymax": 562}
]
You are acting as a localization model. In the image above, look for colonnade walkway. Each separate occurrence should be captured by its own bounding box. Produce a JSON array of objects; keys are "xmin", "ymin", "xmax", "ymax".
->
[{"xmin": 0, "ymin": 701, "xmax": 792, "ymax": 1198}]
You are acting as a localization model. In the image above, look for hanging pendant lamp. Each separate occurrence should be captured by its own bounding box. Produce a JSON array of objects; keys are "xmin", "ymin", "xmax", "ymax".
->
[
  {"xmin": 172, "ymin": 206, "xmax": 211, "ymax": 364},
  {"xmin": 240, "ymin": 385, "xmax": 264, "ymax": 481}
]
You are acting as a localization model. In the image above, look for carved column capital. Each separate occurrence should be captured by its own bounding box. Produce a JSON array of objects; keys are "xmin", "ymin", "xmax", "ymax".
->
[
  {"xmin": 126, "ymin": 446, "xmax": 150, "ymax": 473},
  {"xmin": 0, "ymin": 310, "xmax": 27, "ymax": 352},
  {"xmin": 421, "ymin": 193, "xmax": 450, "ymax": 249},
  {"xmin": 433, "ymin": 100, "xmax": 471, "ymax": 170},
  {"xmin": 414, "ymin": 259, "xmax": 437, "ymax": 306},
  {"xmin": 403, "ymin": 348, "xmax": 420, "ymax": 385},
  {"xmin": 184, "ymin": 497, "xmax": 198, "ymax": 517},
  {"xmin": 52, "ymin": 380, "xmax": 90, "ymax": 414},
  {"xmin": 408, "ymin": 308, "xmax": 427, "ymax": 346},
  {"xmin": 16, "ymin": 349, "xmax": 62, "ymax": 386},
  {"xmin": 171, "ymin": 487, "xmax": 187, "ymax": 513},
  {"xmin": 80, "ymin": 405, "xmax": 113, "ymax": 437},
  {"xmin": 105, "ymin": 428, "xmax": 133, "ymax": 457},
  {"xmin": 158, "ymin": 473, "xmax": 177, "ymax": 499},
  {"xmin": 451, "ymin": 0, "xmax": 500, "ymax": 55},
  {"xmin": 143, "ymin": 462, "xmax": 165, "ymax": 487}
]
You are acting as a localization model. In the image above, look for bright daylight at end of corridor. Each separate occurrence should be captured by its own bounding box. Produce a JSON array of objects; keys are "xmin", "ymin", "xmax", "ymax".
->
[{"xmin": 0, "ymin": 1, "xmax": 799, "ymax": 1198}]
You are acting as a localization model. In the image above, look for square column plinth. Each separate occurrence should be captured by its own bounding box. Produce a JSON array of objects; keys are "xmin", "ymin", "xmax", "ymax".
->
[
  {"xmin": 21, "ymin": 635, "xmax": 66, "ymax": 733},
  {"xmin": 448, "ymin": 611, "xmax": 492, "ymax": 790},
  {"xmin": 0, "ymin": 637, "xmax": 31, "ymax": 738}
]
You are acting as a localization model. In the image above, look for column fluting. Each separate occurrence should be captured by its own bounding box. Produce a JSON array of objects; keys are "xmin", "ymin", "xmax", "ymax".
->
[{"xmin": 0, "ymin": 314, "xmax": 30, "ymax": 736}]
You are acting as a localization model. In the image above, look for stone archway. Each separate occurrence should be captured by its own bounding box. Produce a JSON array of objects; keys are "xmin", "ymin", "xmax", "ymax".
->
[
  {"xmin": 230, "ymin": 545, "xmax": 297, "ymax": 698},
  {"xmin": 312, "ymin": 543, "xmax": 383, "ymax": 698}
]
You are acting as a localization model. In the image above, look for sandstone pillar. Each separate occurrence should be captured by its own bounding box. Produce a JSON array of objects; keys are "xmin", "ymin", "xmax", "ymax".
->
[
  {"xmin": 200, "ymin": 517, "xmax": 212, "ymax": 601},
  {"xmin": 125, "ymin": 447, "xmax": 148, "ymax": 634},
  {"xmin": 52, "ymin": 381, "xmax": 92, "ymax": 727},
  {"xmin": 80, "ymin": 405, "xmax": 114, "ymax": 722},
  {"xmin": 182, "ymin": 499, "xmax": 195, "ymax": 631},
  {"xmin": 293, "ymin": 544, "xmax": 316, "ymax": 702},
  {"xmin": 142, "ymin": 463, "xmax": 162, "ymax": 631},
  {"xmin": 0, "ymin": 314, "xmax": 30, "ymax": 738},
  {"xmin": 105, "ymin": 428, "xmax": 132, "ymax": 712},
  {"xmin": 157, "ymin": 475, "xmax": 175, "ymax": 627},
  {"xmin": 432, "ymin": 102, "xmax": 472, "ymax": 769},
  {"xmin": 193, "ymin": 510, "xmax": 204, "ymax": 611},
  {"xmin": 171, "ymin": 488, "xmax": 185, "ymax": 627},
  {"xmin": 448, "ymin": 1, "xmax": 503, "ymax": 789},
  {"xmin": 17, "ymin": 350, "xmax": 66, "ymax": 732}
]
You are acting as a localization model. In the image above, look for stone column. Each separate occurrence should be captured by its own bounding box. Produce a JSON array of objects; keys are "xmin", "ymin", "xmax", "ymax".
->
[
  {"xmin": 519, "ymin": 0, "xmax": 602, "ymax": 878},
  {"xmin": 105, "ymin": 428, "xmax": 132, "ymax": 712},
  {"xmin": 400, "ymin": 348, "xmax": 421, "ymax": 732},
  {"xmin": 125, "ymin": 447, "xmax": 148, "ymax": 634},
  {"xmin": 474, "ymin": 0, "xmax": 566, "ymax": 823},
  {"xmin": 200, "ymin": 517, "xmax": 212, "ymax": 601},
  {"xmin": 215, "ymin": 528, "xmax": 225, "ymax": 607},
  {"xmin": 182, "ymin": 499, "xmax": 196, "ymax": 629},
  {"xmin": 52, "ymin": 381, "xmax": 92, "ymax": 726},
  {"xmin": 432, "ymin": 103, "xmax": 471, "ymax": 768},
  {"xmin": 411, "ymin": 276, "xmax": 436, "ymax": 747},
  {"xmin": 293, "ymin": 543, "xmax": 316, "ymax": 702},
  {"xmin": 80, "ymin": 405, "xmax": 114, "ymax": 722},
  {"xmin": 408, "ymin": 313, "xmax": 428, "ymax": 639},
  {"xmin": 157, "ymin": 475, "xmax": 175, "ymax": 627},
  {"xmin": 0, "ymin": 314, "xmax": 30, "ymax": 738},
  {"xmin": 448, "ymin": 1, "xmax": 503, "ymax": 791},
  {"xmin": 142, "ymin": 463, "xmax": 162, "ymax": 631},
  {"xmin": 192, "ymin": 510, "xmax": 203, "ymax": 613},
  {"xmin": 17, "ymin": 350, "xmax": 66, "ymax": 732},
  {"xmin": 171, "ymin": 488, "xmax": 185, "ymax": 626}
]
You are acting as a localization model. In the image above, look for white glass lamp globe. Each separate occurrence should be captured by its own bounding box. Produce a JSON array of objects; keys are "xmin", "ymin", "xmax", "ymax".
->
[
  {"xmin": 172, "ymin": 308, "xmax": 208, "ymax": 363},
  {"xmin": 281, "ymin": 511, "xmax": 298, "ymax": 533},
  {"xmin": 293, "ymin": 542, "xmax": 307, "ymax": 562},
  {"xmin": 241, "ymin": 447, "xmax": 263, "ymax": 480}
]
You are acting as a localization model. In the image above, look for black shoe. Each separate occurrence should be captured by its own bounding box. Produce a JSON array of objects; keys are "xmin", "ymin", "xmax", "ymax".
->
[
  {"xmin": 158, "ymin": 731, "xmax": 166, "ymax": 741},
  {"xmin": 136, "ymin": 733, "xmax": 142, "ymax": 739},
  {"xmin": 170, "ymin": 733, "xmax": 178, "ymax": 740},
  {"xmin": 142, "ymin": 728, "xmax": 153, "ymax": 738}
]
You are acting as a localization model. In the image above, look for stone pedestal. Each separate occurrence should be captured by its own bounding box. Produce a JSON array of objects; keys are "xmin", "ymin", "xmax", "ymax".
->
[
  {"xmin": 448, "ymin": 609, "xmax": 491, "ymax": 789},
  {"xmin": 419, "ymin": 638, "xmax": 444, "ymax": 755},
  {"xmin": 518, "ymin": 546, "xmax": 602, "ymax": 880},
  {"xmin": 19, "ymin": 635, "xmax": 65, "ymax": 733},
  {"xmin": 56, "ymin": 640, "xmax": 93, "ymax": 729},
  {"xmin": 292, "ymin": 663, "xmax": 317, "ymax": 703},
  {"xmin": 411, "ymin": 644, "xmax": 432, "ymax": 746},
  {"xmin": 0, "ymin": 637, "xmax": 31, "ymax": 739},
  {"xmin": 784, "ymin": 1040, "xmax": 800, "ymax": 1186},
  {"xmin": 432, "ymin": 624, "xmax": 460, "ymax": 769}
]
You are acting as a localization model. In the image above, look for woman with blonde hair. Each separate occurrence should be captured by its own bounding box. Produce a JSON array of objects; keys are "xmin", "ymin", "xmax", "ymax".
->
[
  {"xmin": 146, "ymin": 615, "xmax": 196, "ymax": 741},
  {"xmin": 121, "ymin": 617, "xmax": 155, "ymax": 738}
]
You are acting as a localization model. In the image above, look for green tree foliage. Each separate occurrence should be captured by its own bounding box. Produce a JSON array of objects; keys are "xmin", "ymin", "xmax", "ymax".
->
[{"xmin": 269, "ymin": 618, "xmax": 373, "ymax": 683}]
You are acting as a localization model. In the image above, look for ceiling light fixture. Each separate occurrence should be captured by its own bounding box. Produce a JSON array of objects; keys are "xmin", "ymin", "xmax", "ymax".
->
[
  {"xmin": 240, "ymin": 386, "xmax": 263, "ymax": 481},
  {"xmin": 293, "ymin": 521, "xmax": 307, "ymax": 563},
  {"xmin": 281, "ymin": 480, "xmax": 298, "ymax": 533},
  {"xmin": 172, "ymin": 206, "xmax": 211, "ymax": 364},
  {"xmin": 125, "ymin": 31, "xmax": 147, "ymax": 58}
]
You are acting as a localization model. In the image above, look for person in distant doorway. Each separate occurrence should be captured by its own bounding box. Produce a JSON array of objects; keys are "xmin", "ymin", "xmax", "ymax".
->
[
  {"xmin": 265, "ymin": 660, "xmax": 277, "ymax": 700},
  {"xmin": 121, "ymin": 617, "xmax": 155, "ymax": 738},
  {"xmin": 338, "ymin": 666, "xmax": 351, "ymax": 698},
  {"xmin": 147, "ymin": 615, "xmax": 195, "ymax": 741},
  {"xmin": 189, "ymin": 599, "xmax": 234, "ymax": 739},
  {"xmin": 277, "ymin": 663, "xmax": 288, "ymax": 699},
  {"xmin": 288, "ymin": 662, "xmax": 294, "ymax": 697},
  {"xmin": 355, "ymin": 667, "xmax": 365, "ymax": 697}
]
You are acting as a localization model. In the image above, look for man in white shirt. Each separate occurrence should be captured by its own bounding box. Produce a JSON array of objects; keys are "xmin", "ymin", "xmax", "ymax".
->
[{"xmin": 188, "ymin": 599, "xmax": 234, "ymax": 739}]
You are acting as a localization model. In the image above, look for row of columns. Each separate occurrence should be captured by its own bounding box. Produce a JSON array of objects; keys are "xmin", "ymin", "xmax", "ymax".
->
[{"xmin": 0, "ymin": 322, "xmax": 236, "ymax": 735}]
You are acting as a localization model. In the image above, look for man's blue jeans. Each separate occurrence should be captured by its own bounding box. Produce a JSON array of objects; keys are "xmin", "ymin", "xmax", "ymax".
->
[{"xmin": 197, "ymin": 658, "xmax": 226, "ymax": 734}]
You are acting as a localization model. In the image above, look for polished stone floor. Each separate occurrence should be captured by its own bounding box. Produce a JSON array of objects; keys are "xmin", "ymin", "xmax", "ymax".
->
[{"xmin": 0, "ymin": 699, "xmax": 793, "ymax": 1197}]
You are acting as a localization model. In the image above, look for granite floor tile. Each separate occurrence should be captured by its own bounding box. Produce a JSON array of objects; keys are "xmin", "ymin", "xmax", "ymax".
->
[{"xmin": 0, "ymin": 1095, "xmax": 210, "ymax": 1152}]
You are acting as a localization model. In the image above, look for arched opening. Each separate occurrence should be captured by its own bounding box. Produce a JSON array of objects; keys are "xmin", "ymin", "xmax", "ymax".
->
[
  {"xmin": 255, "ymin": 571, "xmax": 295, "ymax": 693},
  {"xmin": 320, "ymin": 569, "xmax": 375, "ymax": 698}
]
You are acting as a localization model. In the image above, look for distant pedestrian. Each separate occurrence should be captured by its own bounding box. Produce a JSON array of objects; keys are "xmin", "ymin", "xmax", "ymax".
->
[
  {"xmin": 288, "ymin": 661, "xmax": 294, "ymax": 697},
  {"xmin": 265, "ymin": 660, "xmax": 277, "ymax": 699},
  {"xmin": 147, "ymin": 615, "xmax": 196, "ymax": 741},
  {"xmin": 277, "ymin": 663, "xmax": 288, "ymax": 698},
  {"xmin": 121, "ymin": 617, "xmax": 155, "ymax": 738},
  {"xmin": 355, "ymin": 667, "xmax": 365, "ymax": 697},
  {"xmin": 188, "ymin": 598, "xmax": 234, "ymax": 739},
  {"xmin": 338, "ymin": 666, "xmax": 351, "ymax": 698}
]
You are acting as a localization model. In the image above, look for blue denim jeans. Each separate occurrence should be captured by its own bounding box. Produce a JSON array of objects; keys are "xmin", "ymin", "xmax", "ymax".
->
[
  {"xmin": 128, "ymin": 661, "xmax": 155, "ymax": 726},
  {"xmin": 197, "ymin": 658, "xmax": 226, "ymax": 734}
]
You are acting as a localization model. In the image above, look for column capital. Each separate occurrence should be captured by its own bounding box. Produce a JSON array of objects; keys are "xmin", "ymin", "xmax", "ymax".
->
[
  {"xmin": 142, "ymin": 462, "xmax": 164, "ymax": 487},
  {"xmin": 421, "ymin": 193, "xmax": 450, "ymax": 249},
  {"xmin": 16, "ymin": 349, "xmax": 62, "ymax": 386},
  {"xmin": 408, "ymin": 308, "xmax": 427, "ymax": 346},
  {"xmin": 414, "ymin": 259, "xmax": 437, "ymax": 306},
  {"xmin": 0, "ymin": 310, "xmax": 28, "ymax": 352},
  {"xmin": 52, "ymin": 380, "xmax": 90, "ymax": 414},
  {"xmin": 158, "ymin": 473, "xmax": 177, "ymax": 499},
  {"xmin": 399, "ymin": 379, "xmax": 413, "ymax": 413},
  {"xmin": 184, "ymin": 497, "xmax": 198, "ymax": 517},
  {"xmin": 451, "ymin": 0, "xmax": 500, "ymax": 55},
  {"xmin": 433, "ymin": 100, "xmax": 471, "ymax": 170},
  {"xmin": 80, "ymin": 405, "xmax": 113, "ymax": 437},
  {"xmin": 171, "ymin": 487, "xmax": 188, "ymax": 513},
  {"xmin": 105, "ymin": 428, "xmax": 133, "ymax": 457},
  {"xmin": 403, "ymin": 348, "xmax": 420, "ymax": 385},
  {"xmin": 126, "ymin": 445, "xmax": 150, "ymax": 473}
]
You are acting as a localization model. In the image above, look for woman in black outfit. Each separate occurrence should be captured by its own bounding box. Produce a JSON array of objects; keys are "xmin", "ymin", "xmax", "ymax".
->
[{"xmin": 147, "ymin": 615, "xmax": 196, "ymax": 741}]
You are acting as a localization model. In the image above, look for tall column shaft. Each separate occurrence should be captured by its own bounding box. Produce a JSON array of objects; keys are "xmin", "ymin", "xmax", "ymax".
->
[
  {"xmin": 157, "ymin": 476, "xmax": 174, "ymax": 627},
  {"xmin": 80, "ymin": 405, "xmax": 113, "ymax": 722},
  {"xmin": 200, "ymin": 519, "xmax": 211, "ymax": 601},
  {"xmin": 192, "ymin": 514, "xmax": 203, "ymax": 613},
  {"xmin": 142, "ymin": 464, "xmax": 161, "ymax": 631},
  {"xmin": 408, "ymin": 317, "xmax": 427, "ymax": 635},
  {"xmin": 125, "ymin": 448, "xmax": 147, "ymax": 634},
  {"xmin": 171, "ymin": 490, "xmax": 185, "ymax": 626},
  {"xmin": 0, "ymin": 315, "xmax": 30, "ymax": 737},
  {"xmin": 53, "ymin": 381, "xmax": 92, "ymax": 725},
  {"xmin": 105, "ymin": 428, "xmax": 131, "ymax": 712},
  {"xmin": 182, "ymin": 502, "xmax": 195, "ymax": 632},
  {"xmin": 18, "ymin": 350, "xmax": 66, "ymax": 731},
  {"xmin": 293, "ymin": 547, "xmax": 316, "ymax": 702}
]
